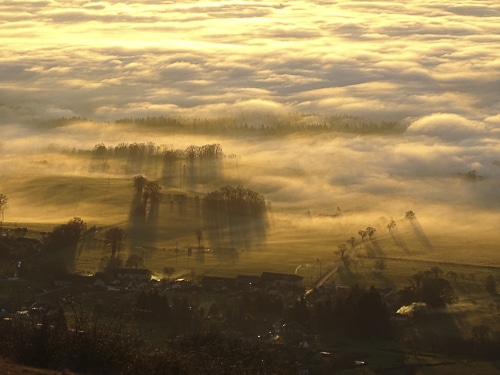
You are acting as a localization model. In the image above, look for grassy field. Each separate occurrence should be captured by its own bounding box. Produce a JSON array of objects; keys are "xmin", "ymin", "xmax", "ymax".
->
[{"xmin": 2, "ymin": 169, "xmax": 500, "ymax": 283}]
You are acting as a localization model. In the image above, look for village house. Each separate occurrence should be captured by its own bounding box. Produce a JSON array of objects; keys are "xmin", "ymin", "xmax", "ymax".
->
[
  {"xmin": 260, "ymin": 272, "xmax": 304, "ymax": 289},
  {"xmin": 104, "ymin": 268, "xmax": 152, "ymax": 284},
  {"xmin": 54, "ymin": 273, "xmax": 97, "ymax": 288},
  {"xmin": 235, "ymin": 274, "xmax": 261, "ymax": 288},
  {"xmin": 201, "ymin": 275, "xmax": 235, "ymax": 291}
]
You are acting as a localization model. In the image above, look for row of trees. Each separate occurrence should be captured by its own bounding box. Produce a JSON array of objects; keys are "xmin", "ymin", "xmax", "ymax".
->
[
  {"xmin": 94, "ymin": 142, "xmax": 223, "ymax": 160},
  {"xmin": 113, "ymin": 114, "xmax": 400, "ymax": 135},
  {"xmin": 335, "ymin": 211, "xmax": 417, "ymax": 269},
  {"xmin": 42, "ymin": 217, "xmax": 127, "ymax": 260},
  {"xmin": 34, "ymin": 181, "xmax": 269, "ymax": 259}
]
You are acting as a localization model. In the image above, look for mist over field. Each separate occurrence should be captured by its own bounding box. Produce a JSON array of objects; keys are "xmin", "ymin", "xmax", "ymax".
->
[
  {"xmin": 1, "ymin": 1, "xmax": 500, "ymax": 271},
  {"xmin": 1, "ymin": 116, "xmax": 499, "ymax": 252}
]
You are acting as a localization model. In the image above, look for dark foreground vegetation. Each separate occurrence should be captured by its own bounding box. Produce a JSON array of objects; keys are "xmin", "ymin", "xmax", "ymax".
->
[
  {"xmin": 1, "ymin": 220, "xmax": 500, "ymax": 375},
  {"xmin": 0, "ymin": 305, "xmax": 298, "ymax": 374}
]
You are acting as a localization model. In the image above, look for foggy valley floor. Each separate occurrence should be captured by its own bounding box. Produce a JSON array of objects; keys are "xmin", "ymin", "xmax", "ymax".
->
[{"xmin": 0, "ymin": 116, "xmax": 500, "ymax": 374}]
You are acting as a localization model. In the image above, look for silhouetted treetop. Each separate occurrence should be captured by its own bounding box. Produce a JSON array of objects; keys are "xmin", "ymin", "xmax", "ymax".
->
[
  {"xmin": 45, "ymin": 217, "xmax": 87, "ymax": 252},
  {"xmin": 113, "ymin": 113, "xmax": 401, "ymax": 135},
  {"xmin": 91, "ymin": 142, "xmax": 223, "ymax": 160},
  {"xmin": 204, "ymin": 185, "xmax": 266, "ymax": 217},
  {"xmin": 407, "ymin": 268, "xmax": 457, "ymax": 308}
]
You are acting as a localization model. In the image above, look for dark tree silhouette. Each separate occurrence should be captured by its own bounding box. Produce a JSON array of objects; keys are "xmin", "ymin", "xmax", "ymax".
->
[
  {"xmin": 163, "ymin": 266, "xmax": 175, "ymax": 281},
  {"xmin": 133, "ymin": 175, "xmax": 148, "ymax": 196},
  {"xmin": 143, "ymin": 181, "xmax": 162, "ymax": 220},
  {"xmin": 405, "ymin": 210, "xmax": 416, "ymax": 220},
  {"xmin": 94, "ymin": 143, "xmax": 108, "ymax": 155},
  {"xmin": 45, "ymin": 217, "xmax": 87, "ymax": 252},
  {"xmin": 195, "ymin": 230, "xmax": 204, "ymax": 250},
  {"xmin": 352, "ymin": 286, "xmax": 392, "ymax": 338},
  {"xmin": 465, "ymin": 169, "xmax": 481, "ymax": 181},
  {"xmin": 204, "ymin": 185, "xmax": 266, "ymax": 216},
  {"xmin": 347, "ymin": 236, "xmax": 356, "ymax": 248},
  {"xmin": 387, "ymin": 219, "xmax": 396, "ymax": 232},
  {"xmin": 105, "ymin": 227, "xmax": 126, "ymax": 257},
  {"xmin": 143, "ymin": 181, "xmax": 162, "ymax": 202},
  {"xmin": 125, "ymin": 254, "xmax": 144, "ymax": 269},
  {"xmin": 408, "ymin": 269, "xmax": 456, "ymax": 308},
  {"xmin": 0, "ymin": 193, "xmax": 8, "ymax": 227},
  {"xmin": 337, "ymin": 244, "xmax": 349, "ymax": 267},
  {"xmin": 131, "ymin": 175, "xmax": 148, "ymax": 217},
  {"xmin": 365, "ymin": 226, "xmax": 376, "ymax": 239}
]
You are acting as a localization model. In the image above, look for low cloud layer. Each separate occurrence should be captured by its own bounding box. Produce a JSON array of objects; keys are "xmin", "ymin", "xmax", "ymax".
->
[{"xmin": 1, "ymin": 0, "xmax": 499, "ymax": 123}]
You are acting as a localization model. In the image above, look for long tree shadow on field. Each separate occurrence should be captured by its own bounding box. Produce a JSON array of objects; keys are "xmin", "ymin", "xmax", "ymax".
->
[
  {"xmin": 364, "ymin": 237, "xmax": 385, "ymax": 258},
  {"xmin": 390, "ymin": 227, "xmax": 410, "ymax": 254},
  {"xmin": 408, "ymin": 218, "xmax": 433, "ymax": 250},
  {"xmin": 184, "ymin": 146, "xmax": 224, "ymax": 191},
  {"xmin": 160, "ymin": 143, "xmax": 224, "ymax": 190},
  {"xmin": 127, "ymin": 176, "xmax": 161, "ymax": 253},
  {"xmin": 202, "ymin": 185, "xmax": 269, "ymax": 250}
]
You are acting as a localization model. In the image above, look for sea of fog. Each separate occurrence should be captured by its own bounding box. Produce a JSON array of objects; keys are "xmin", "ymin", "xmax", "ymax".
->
[
  {"xmin": 1, "ymin": 0, "xmax": 499, "ymax": 250},
  {"xmin": 0, "ymin": 0, "xmax": 499, "ymax": 121}
]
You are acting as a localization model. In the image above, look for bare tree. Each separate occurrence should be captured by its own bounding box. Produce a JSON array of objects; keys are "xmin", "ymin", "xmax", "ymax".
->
[
  {"xmin": 195, "ymin": 230, "xmax": 204, "ymax": 250},
  {"xmin": 387, "ymin": 219, "xmax": 396, "ymax": 232},
  {"xmin": 163, "ymin": 266, "xmax": 175, "ymax": 281},
  {"xmin": 337, "ymin": 244, "xmax": 350, "ymax": 267},
  {"xmin": 347, "ymin": 236, "xmax": 356, "ymax": 248},
  {"xmin": 366, "ymin": 226, "xmax": 376, "ymax": 240},
  {"xmin": 0, "ymin": 193, "xmax": 8, "ymax": 227},
  {"xmin": 125, "ymin": 254, "xmax": 144, "ymax": 269}
]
